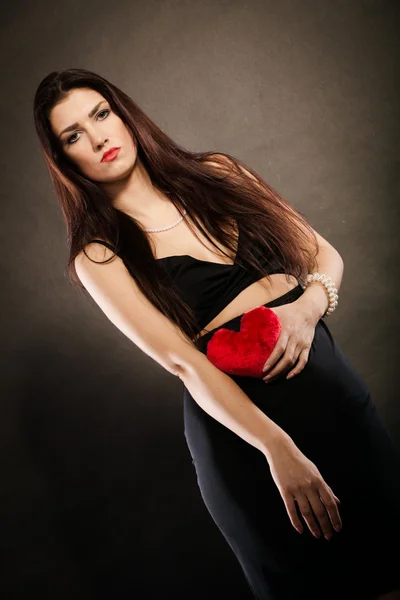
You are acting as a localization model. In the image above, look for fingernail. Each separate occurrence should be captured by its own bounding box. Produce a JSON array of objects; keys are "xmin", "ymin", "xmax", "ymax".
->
[
  {"xmin": 264, "ymin": 375, "xmax": 271, "ymax": 380},
  {"xmin": 264, "ymin": 365, "xmax": 270, "ymax": 372}
]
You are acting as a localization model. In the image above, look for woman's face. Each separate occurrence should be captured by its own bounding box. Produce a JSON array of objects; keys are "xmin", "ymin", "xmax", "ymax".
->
[{"xmin": 49, "ymin": 87, "xmax": 137, "ymax": 183}]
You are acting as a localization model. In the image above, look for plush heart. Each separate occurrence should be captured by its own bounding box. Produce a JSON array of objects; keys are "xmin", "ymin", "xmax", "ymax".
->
[{"xmin": 205, "ymin": 305, "xmax": 281, "ymax": 378}]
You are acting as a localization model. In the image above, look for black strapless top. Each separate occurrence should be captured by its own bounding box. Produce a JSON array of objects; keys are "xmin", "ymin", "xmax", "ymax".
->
[
  {"xmin": 89, "ymin": 232, "xmax": 291, "ymax": 332},
  {"xmin": 155, "ymin": 252, "xmax": 287, "ymax": 331}
]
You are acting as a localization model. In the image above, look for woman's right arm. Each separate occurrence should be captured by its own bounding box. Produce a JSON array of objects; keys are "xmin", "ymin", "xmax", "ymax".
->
[
  {"xmin": 75, "ymin": 243, "xmax": 342, "ymax": 539},
  {"xmin": 74, "ymin": 242, "xmax": 289, "ymax": 457}
]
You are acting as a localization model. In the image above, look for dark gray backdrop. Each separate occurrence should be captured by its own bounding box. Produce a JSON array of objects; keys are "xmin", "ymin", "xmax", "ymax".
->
[{"xmin": 1, "ymin": 0, "xmax": 399, "ymax": 598}]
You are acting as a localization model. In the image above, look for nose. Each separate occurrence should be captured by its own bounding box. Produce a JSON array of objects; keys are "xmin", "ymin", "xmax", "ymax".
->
[{"xmin": 96, "ymin": 136, "xmax": 108, "ymax": 149}]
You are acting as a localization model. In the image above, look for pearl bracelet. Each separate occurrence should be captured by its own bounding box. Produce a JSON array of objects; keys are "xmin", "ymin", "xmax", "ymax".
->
[{"xmin": 300, "ymin": 272, "xmax": 339, "ymax": 317}]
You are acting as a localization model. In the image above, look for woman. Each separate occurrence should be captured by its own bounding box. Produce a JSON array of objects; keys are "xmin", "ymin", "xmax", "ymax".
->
[{"xmin": 34, "ymin": 68, "xmax": 400, "ymax": 600}]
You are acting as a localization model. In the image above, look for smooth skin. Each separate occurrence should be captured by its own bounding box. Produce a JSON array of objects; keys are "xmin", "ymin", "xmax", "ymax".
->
[
  {"xmin": 50, "ymin": 86, "xmax": 184, "ymax": 228},
  {"xmin": 261, "ymin": 298, "xmax": 322, "ymax": 383},
  {"xmin": 268, "ymin": 435, "xmax": 342, "ymax": 540}
]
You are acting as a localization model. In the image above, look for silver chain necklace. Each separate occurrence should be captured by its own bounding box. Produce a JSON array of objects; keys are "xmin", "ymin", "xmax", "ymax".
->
[{"xmin": 144, "ymin": 209, "xmax": 187, "ymax": 233}]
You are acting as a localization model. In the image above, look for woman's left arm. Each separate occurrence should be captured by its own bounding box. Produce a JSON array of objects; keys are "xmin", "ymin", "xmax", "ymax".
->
[
  {"xmin": 213, "ymin": 154, "xmax": 345, "ymax": 380},
  {"xmin": 262, "ymin": 242, "xmax": 344, "ymax": 382},
  {"xmin": 295, "ymin": 242, "xmax": 344, "ymax": 323}
]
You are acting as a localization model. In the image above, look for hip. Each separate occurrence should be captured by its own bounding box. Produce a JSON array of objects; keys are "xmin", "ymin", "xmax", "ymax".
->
[{"xmin": 184, "ymin": 284, "xmax": 372, "ymax": 432}]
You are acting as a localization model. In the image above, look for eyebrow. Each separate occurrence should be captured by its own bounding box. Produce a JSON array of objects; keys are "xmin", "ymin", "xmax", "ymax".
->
[{"xmin": 58, "ymin": 100, "xmax": 107, "ymax": 137}]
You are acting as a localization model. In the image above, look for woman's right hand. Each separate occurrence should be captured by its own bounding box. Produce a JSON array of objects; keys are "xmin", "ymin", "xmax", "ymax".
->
[{"xmin": 265, "ymin": 435, "xmax": 343, "ymax": 540}]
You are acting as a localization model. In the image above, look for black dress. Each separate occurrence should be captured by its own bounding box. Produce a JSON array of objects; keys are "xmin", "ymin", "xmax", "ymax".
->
[
  {"xmin": 158, "ymin": 255, "xmax": 400, "ymax": 600},
  {"xmin": 93, "ymin": 238, "xmax": 400, "ymax": 599}
]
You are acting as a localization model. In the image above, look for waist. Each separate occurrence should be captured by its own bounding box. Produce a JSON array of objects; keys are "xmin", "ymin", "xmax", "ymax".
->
[{"xmin": 197, "ymin": 283, "xmax": 304, "ymax": 352}]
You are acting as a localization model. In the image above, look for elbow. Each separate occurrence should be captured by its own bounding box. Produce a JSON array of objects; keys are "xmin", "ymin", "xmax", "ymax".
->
[
  {"xmin": 173, "ymin": 362, "xmax": 186, "ymax": 380},
  {"xmin": 167, "ymin": 355, "xmax": 190, "ymax": 379},
  {"xmin": 161, "ymin": 358, "xmax": 185, "ymax": 379},
  {"xmin": 155, "ymin": 361, "xmax": 185, "ymax": 380},
  {"xmin": 172, "ymin": 351, "xmax": 206, "ymax": 382},
  {"xmin": 171, "ymin": 355, "xmax": 196, "ymax": 379},
  {"xmin": 167, "ymin": 341, "xmax": 201, "ymax": 380},
  {"xmin": 170, "ymin": 355, "xmax": 200, "ymax": 381}
]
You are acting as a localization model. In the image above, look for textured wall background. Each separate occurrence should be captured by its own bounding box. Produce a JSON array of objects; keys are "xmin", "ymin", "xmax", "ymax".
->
[{"xmin": 1, "ymin": 0, "xmax": 399, "ymax": 597}]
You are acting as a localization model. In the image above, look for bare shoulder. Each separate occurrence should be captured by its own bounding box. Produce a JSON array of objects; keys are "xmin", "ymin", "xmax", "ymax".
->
[{"xmin": 74, "ymin": 242, "xmax": 198, "ymax": 377}]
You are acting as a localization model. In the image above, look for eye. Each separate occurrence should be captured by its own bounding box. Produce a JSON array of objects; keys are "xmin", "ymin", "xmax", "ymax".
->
[
  {"xmin": 66, "ymin": 109, "xmax": 110, "ymax": 145},
  {"xmin": 97, "ymin": 109, "xmax": 110, "ymax": 120}
]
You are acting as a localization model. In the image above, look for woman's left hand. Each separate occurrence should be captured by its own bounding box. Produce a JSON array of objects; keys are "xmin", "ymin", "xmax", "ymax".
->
[{"xmin": 262, "ymin": 301, "xmax": 318, "ymax": 382}]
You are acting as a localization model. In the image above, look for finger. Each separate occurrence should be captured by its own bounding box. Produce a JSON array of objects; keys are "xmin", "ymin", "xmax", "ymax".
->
[
  {"xmin": 262, "ymin": 342, "xmax": 286, "ymax": 374},
  {"xmin": 307, "ymin": 489, "xmax": 334, "ymax": 539},
  {"xmin": 263, "ymin": 343, "xmax": 297, "ymax": 381},
  {"xmin": 263, "ymin": 355, "xmax": 296, "ymax": 381},
  {"xmin": 263, "ymin": 339, "xmax": 295, "ymax": 376},
  {"xmin": 330, "ymin": 488, "xmax": 341, "ymax": 504},
  {"xmin": 326, "ymin": 485, "xmax": 341, "ymax": 504},
  {"xmin": 281, "ymin": 493, "xmax": 304, "ymax": 534},
  {"xmin": 294, "ymin": 493, "xmax": 321, "ymax": 538},
  {"xmin": 286, "ymin": 347, "xmax": 311, "ymax": 379},
  {"xmin": 319, "ymin": 486, "xmax": 343, "ymax": 532}
]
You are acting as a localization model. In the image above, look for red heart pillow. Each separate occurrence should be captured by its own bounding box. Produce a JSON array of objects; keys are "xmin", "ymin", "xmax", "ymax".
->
[{"xmin": 206, "ymin": 305, "xmax": 281, "ymax": 378}]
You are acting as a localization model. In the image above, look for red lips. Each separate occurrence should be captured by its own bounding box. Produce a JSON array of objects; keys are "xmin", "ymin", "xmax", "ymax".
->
[
  {"xmin": 206, "ymin": 305, "xmax": 281, "ymax": 378},
  {"xmin": 102, "ymin": 147, "xmax": 120, "ymax": 162}
]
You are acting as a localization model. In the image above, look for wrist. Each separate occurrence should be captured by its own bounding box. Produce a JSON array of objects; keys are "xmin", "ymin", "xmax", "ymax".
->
[
  {"xmin": 261, "ymin": 429, "xmax": 295, "ymax": 462},
  {"xmin": 297, "ymin": 281, "xmax": 330, "ymax": 322}
]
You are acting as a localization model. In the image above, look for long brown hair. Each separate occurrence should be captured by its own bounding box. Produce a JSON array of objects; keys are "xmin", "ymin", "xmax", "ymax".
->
[{"xmin": 33, "ymin": 68, "xmax": 318, "ymax": 350}]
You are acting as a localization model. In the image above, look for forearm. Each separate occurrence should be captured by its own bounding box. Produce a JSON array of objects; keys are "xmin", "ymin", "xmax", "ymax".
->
[
  {"xmin": 178, "ymin": 352, "xmax": 292, "ymax": 460},
  {"xmin": 296, "ymin": 246, "xmax": 344, "ymax": 322}
]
